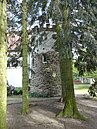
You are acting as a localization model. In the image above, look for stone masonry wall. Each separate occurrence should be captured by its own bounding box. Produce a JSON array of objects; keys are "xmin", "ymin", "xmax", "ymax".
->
[{"xmin": 30, "ymin": 51, "xmax": 61, "ymax": 97}]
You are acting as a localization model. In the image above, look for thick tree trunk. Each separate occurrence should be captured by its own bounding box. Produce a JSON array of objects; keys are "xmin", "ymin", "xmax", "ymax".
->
[
  {"xmin": 0, "ymin": 0, "xmax": 7, "ymax": 128},
  {"xmin": 56, "ymin": 2, "xmax": 85, "ymax": 119},
  {"xmin": 58, "ymin": 58, "xmax": 84, "ymax": 119},
  {"xmin": 22, "ymin": 0, "xmax": 29, "ymax": 115}
]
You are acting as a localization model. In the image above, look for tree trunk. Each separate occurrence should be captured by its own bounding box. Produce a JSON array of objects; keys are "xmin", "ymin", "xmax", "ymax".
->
[
  {"xmin": 59, "ymin": 58, "xmax": 83, "ymax": 119},
  {"xmin": 22, "ymin": 0, "xmax": 29, "ymax": 115},
  {"xmin": 0, "ymin": 0, "xmax": 7, "ymax": 128},
  {"xmin": 56, "ymin": 2, "xmax": 84, "ymax": 119}
]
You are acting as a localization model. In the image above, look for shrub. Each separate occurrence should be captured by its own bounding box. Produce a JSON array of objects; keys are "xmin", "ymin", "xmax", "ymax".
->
[
  {"xmin": 88, "ymin": 79, "xmax": 97, "ymax": 97},
  {"xmin": 14, "ymin": 87, "xmax": 22, "ymax": 95},
  {"xmin": 29, "ymin": 92, "xmax": 50, "ymax": 98}
]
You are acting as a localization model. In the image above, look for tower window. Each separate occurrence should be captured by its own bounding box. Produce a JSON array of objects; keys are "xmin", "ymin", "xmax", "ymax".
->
[
  {"xmin": 42, "ymin": 54, "xmax": 47, "ymax": 63},
  {"xmin": 32, "ymin": 58, "xmax": 34, "ymax": 66}
]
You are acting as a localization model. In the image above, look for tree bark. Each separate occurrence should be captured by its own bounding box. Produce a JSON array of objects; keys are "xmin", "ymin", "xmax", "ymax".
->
[
  {"xmin": 56, "ymin": 2, "xmax": 85, "ymax": 119},
  {"xmin": 59, "ymin": 58, "xmax": 83, "ymax": 118},
  {"xmin": 0, "ymin": 0, "xmax": 7, "ymax": 128},
  {"xmin": 22, "ymin": 0, "xmax": 29, "ymax": 115}
]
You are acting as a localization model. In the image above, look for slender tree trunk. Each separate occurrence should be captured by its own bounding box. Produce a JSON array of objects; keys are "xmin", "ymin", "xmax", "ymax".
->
[
  {"xmin": 57, "ymin": 2, "xmax": 84, "ymax": 119},
  {"xmin": 22, "ymin": 0, "xmax": 29, "ymax": 115},
  {"xmin": 0, "ymin": 0, "xmax": 7, "ymax": 128}
]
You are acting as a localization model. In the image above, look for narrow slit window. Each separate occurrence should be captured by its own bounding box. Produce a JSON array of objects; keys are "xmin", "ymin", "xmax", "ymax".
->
[
  {"xmin": 42, "ymin": 54, "xmax": 47, "ymax": 63},
  {"xmin": 32, "ymin": 57, "xmax": 34, "ymax": 66}
]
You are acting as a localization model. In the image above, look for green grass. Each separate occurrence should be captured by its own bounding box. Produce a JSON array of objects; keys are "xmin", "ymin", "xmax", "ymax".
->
[
  {"xmin": 74, "ymin": 84, "xmax": 90, "ymax": 94},
  {"xmin": 74, "ymin": 84, "xmax": 90, "ymax": 90}
]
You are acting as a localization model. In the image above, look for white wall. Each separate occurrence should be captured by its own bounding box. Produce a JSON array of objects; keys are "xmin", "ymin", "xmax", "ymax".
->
[{"xmin": 7, "ymin": 67, "xmax": 22, "ymax": 87}]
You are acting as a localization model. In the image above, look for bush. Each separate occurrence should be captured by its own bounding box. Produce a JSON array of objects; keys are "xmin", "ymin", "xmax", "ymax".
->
[
  {"xmin": 88, "ymin": 79, "xmax": 97, "ymax": 97},
  {"xmin": 29, "ymin": 92, "xmax": 50, "ymax": 98},
  {"xmin": 7, "ymin": 83, "xmax": 15, "ymax": 96},
  {"xmin": 14, "ymin": 87, "xmax": 22, "ymax": 95}
]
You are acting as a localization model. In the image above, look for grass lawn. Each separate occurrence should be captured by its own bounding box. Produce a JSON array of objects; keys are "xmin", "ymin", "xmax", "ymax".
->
[{"xmin": 74, "ymin": 83, "xmax": 90, "ymax": 95}]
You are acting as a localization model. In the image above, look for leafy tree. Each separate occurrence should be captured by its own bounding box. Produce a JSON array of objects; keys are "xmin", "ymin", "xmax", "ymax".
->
[
  {"xmin": 0, "ymin": 0, "xmax": 7, "ymax": 128},
  {"xmin": 7, "ymin": 0, "xmax": 22, "ymax": 68},
  {"xmin": 22, "ymin": 0, "xmax": 29, "ymax": 115},
  {"xmin": 25, "ymin": 0, "xmax": 97, "ymax": 119},
  {"xmin": 55, "ymin": 0, "xmax": 85, "ymax": 119},
  {"xmin": 88, "ymin": 79, "xmax": 97, "ymax": 97},
  {"xmin": 57, "ymin": 0, "xmax": 97, "ymax": 118},
  {"xmin": 7, "ymin": 0, "xmax": 22, "ymax": 31},
  {"xmin": 6, "ymin": 0, "xmax": 97, "ymax": 119},
  {"xmin": 72, "ymin": 0, "xmax": 97, "ymax": 75}
]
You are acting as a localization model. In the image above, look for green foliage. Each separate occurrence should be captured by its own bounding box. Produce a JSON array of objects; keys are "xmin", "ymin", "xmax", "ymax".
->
[
  {"xmin": 48, "ymin": 0, "xmax": 97, "ymax": 76},
  {"xmin": 88, "ymin": 79, "xmax": 97, "ymax": 97},
  {"xmin": 73, "ymin": 63, "xmax": 79, "ymax": 79},
  {"xmin": 83, "ymin": 70, "xmax": 97, "ymax": 78},
  {"xmin": 14, "ymin": 87, "xmax": 22, "ymax": 95},
  {"xmin": 73, "ymin": 61, "xmax": 97, "ymax": 78},
  {"xmin": 74, "ymin": 84, "xmax": 89, "ymax": 90},
  {"xmin": 7, "ymin": 0, "xmax": 22, "ymax": 29},
  {"xmin": 72, "ymin": 0, "xmax": 97, "ymax": 75},
  {"xmin": 29, "ymin": 92, "xmax": 50, "ymax": 98},
  {"xmin": 88, "ymin": 85, "xmax": 96, "ymax": 97},
  {"xmin": 75, "ymin": 52, "xmax": 97, "ymax": 76}
]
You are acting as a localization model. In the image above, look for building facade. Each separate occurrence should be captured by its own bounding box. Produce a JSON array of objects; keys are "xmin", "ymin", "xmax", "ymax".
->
[
  {"xmin": 7, "ymin": 29, "xmax": 61, "ymax": 97},
  {"xmin": 30, "ymin": 30, "xmax": 61, "ymax": 97}
]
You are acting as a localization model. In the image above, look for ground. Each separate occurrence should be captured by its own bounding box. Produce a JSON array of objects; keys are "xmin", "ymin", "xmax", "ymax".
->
[{"xmin": 7, "ymin": 84, "xmax": 97, "ymax": 129}]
